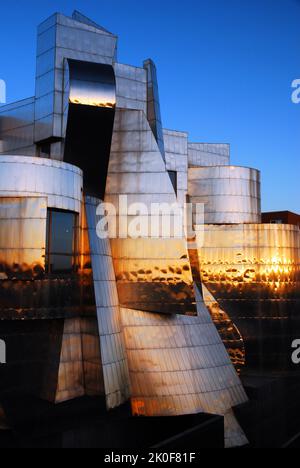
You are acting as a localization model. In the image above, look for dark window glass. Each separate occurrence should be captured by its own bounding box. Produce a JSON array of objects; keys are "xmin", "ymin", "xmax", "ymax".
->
[
  {"xmin": 46, "ymin": 210, "xmax": 78, "ymax": 274},
  {"xmin": 168, "ymin": 171, "xmax": 178, "ymax": 195},
  {"xmin": 37, "ymin": 142, "xmax": 51, "ymax": 158}
]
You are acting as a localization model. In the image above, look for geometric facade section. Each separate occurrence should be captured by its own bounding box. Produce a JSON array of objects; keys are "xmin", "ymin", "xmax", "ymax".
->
[
  {"xmin": 106, "ymin": 109, "xmax": 198, "ymax": 316},
  {"xmin": 198, "ymin": 224, "xmax": 300, "ymax": 371},
  {"xmin": 188, "ymin": 143, "xmax": 230, "ymax": 168},
  {"xmin": 202, "ymin": 285, "xmax": 246, "ymax": 374},
  {"xmin": 120, "ymin": 294, "xmax": 249, "ymax": 448},
  {"xmin": 63, "ymin": 60, "xmax": 116, "ymax": 199},
  {"xmin": 189, "ymin": 166, "xmax": 261, "ymax": 224},
  {"xmin": 84, "ymin": 197, "xmax": 130, "ymax": 409}
]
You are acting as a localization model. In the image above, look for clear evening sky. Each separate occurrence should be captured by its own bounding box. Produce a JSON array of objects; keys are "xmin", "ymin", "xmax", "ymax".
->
[{"xmin": 0, "ymin": 0, "xmax": 299, "ymax": 213}]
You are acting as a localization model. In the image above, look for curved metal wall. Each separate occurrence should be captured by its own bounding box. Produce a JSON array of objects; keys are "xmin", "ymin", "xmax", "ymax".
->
[
  {"xmin": 197, "ymin": 224, "xmax": 300, "ymax": 371},
  {"xmin": 107, "ymin": 109, "xmax": 197, "ymax": 316},
  {"xmin": 188, "ymin": 166, "xmax": 261, "ymax": 224},
  {"xmin": 0, "ymin": 155, "xmax": 83, "ymax": 212},
  {"xmin": 120, "ymin": 287, "xmax": 249, "ymax": 448},
  {"xmin": 106, "ymin": 109, "xmax": 249, "ymax": 446},
  {"xmin": 0, "ymin": 156, "xmax": 85, "ymax": 402}
]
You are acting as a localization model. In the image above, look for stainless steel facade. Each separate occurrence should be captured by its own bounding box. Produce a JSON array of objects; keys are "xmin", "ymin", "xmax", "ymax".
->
[
  {"xmin": 188, "ymin": 143, "xmax": 230, "ymax": 168},
  {"xmin": 63, "ymin": 59, "xmax": 116, "ymax": 198},
  {"xmin": 0, "ymin": 98, "xmax": 36, "ymax": 156},
  {"xmin": 2, "ymin": 8, "xmax": 298, "ymax": 449},
  {"xmin": 188, "ymin": 166, "xmax": 261, "ymax": 224},
  {"xmin": 163, "ymin": 129, "xmax": 189, "ymax": 206},
  {"xmin": 120, "ymin": 287, "xmax": 248, "ymax": 448},
  {"xmin": 197, "ymin": 224, "xmax": 300, "ymax": 371}
]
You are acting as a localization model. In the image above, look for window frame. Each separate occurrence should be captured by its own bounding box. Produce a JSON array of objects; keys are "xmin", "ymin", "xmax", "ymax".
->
[{"xmin": 45, "ymin": 208, "xmax": 79, "ymax": 275}]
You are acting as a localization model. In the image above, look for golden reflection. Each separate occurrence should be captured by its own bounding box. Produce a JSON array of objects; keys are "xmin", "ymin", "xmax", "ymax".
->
[
  {"xmin": 202, "ymin": 285, "xmax": 245, "ymax": 374},
  {"xmin": 195, "ymin": 224, "xmax": 300, "ymax": 370},
  {"xmin": 69, "ymin": 97, "xmax": 115, "ymax": 108},
  {"xmin": 111, "ymin": 238, "xmax": 197, "ymax": 315}
]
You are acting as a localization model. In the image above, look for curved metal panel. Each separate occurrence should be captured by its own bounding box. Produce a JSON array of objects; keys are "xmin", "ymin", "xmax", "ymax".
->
[
  {"xmin": 63, "ymin": 59, "xmax": 116, "ymax": 199},
  {"xmin": 0, "ymin": 156, "xmax": 84, "ymax": 319},
  {"xmin": 84, "ymin": 196, "xmax": 130, "ymax": 409},
  {"xmin": 197, "ymin": 224, "xmax": 300, "ymax": 371},
  {"xmin": 0, "ymin": 155, "xmax": 83, "ymax": 212},
  {"xmin": 120, "ymin": 286, "xmax": 249, "ymax": 448},
  {"xmin": 188, "ymin": 166, "xmax": 261, "ymax": 224},
  {"xmin": 202, "ymin": 285, "xmax": 246, "ymax": 374},
  {"xmin": 107, "ymin": 109, "xmax": 197, "ymax": 316}
]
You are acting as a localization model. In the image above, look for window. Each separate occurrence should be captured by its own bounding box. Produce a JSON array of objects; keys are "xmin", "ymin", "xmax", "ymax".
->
[
  {"xmin": 168, "ymin": 171, "xmax": 178, "ymax": 195},
  {"xmin": 46, "ymin": 210, "xmax": 78, "ymax": 274},
  {"xmin": 37, "ymin": 142, "xmax": 51, "ymax": 158},
  {"xmin": 270, "ymin": 219, "xmax": 283, "ymax": 224}
]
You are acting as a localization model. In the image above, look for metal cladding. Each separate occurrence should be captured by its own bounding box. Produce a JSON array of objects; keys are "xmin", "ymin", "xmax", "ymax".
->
[
  {"xmin": 63, "ymin": 59, "xmax": 116, "ymax": 198},
  {"xmin": 120, "ymin": 286, "xmax": 249, "ymax": 448},
  {"xmin": 0, "ymin": 156, "xmax": 82, "ymax": 312},
  {"xmin": 198, "ymin": 224, "xmax": 300, "ymax": 371},
  {"xmin": 0, "ymin": 98, "xmax": 36, "ymax": 156},
  {"xmin": 84, "ymin": 197, "xmax": 130, "ymax": 409},
  {"xmin": 188, "ymin": 143, "xmax": 230, "ymax": 168},
  {"xmin": 34, "ymin": 12, "xmax": 117, "ymax": 145},
  {"xmin": 163, "ymin": 129, "xmax": 189, "ymax": 207},
  {"xmin": 143, "ymin": 59, "xmax": 165, "ymax": 160},
  {"xmin": 0, "ymin": 155, "xmax": 83, "ymax": 212},
  {"xmin": 0, "ymin": 156, "xmax": 86, "ymax": 402},
  {"xmin": 188, "ymin": 166, "xmax": 261, "ymax": 224},
  {"xmin": 106, "ymin": 108, "xmax": 197, "ymax": 316},
  {"xmin": 105, "ymin": 107, "xmax": 249, "ymax": 446},
  {"xmin": 202, "ymin": 285, "xmax": 246, "ymax": 374}
]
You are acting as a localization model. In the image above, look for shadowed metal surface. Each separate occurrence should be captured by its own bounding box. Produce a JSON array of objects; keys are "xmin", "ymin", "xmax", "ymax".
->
[
  {"xmin": 143, "ymin": 59, "xmax": 165, "ymax": 160},
  {"xmin": 198, "ymin": 224, "xmax": 300, "ymax": 371},
  {"xmin": 0, "ymin": 98, "xmax": 35, "ymax": 156},
  {"xmin": 188, "ymin": 166, "xmax": 261, "ymax": 224},
  {"xmin": 63, "ymin": 59, "xmax": 116, "ymax": 198},
  {"xmin": 202, "ymin": 285, "xmax": 246, "ymax": 374}
]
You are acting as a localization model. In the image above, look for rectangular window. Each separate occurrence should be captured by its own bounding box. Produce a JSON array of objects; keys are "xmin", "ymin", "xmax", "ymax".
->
[
  {"xmin": 46, "ymin": 209, "xmax": 78, "ymax": 274},
  {"xmin": 270, "ymin": 219, "xmax": 283, "ymax": 224},
  {"xmin": 168, "ymin": 171, "xmax": 178, "ymax": 195}
]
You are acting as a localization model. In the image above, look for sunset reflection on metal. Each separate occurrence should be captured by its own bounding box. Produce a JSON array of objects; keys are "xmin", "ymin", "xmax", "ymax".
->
[
  {"xmin": 66, "ymin": 59, "xmax": 116, "ymax": 108},
  {"xmin": 106, "ymin": 108, "xmax": 197, "ymax": 316},
  {"xmin": 197, "ymin": 224, "xmax": 300, "ymax": 370}
]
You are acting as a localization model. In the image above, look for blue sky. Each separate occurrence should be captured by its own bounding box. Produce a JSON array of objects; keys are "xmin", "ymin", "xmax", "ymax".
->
[{"xmin": 0, "ymin": 0, "xmax": 299, "ymax": 212}]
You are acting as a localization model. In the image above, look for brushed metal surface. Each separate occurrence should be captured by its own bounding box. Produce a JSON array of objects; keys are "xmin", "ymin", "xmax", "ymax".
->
[
  {"xmin": 188, "ymin": 143, "xmax": 230, "ymax": 167},
  {"xmin": 107, "ymin": 108, "xmax": 197, "ymax": 315},
  {"xmin": 85, "ymin": 197, "xmax": 130, "ymax": 409},
  {"xmin": 197, "ymin": 223, "xmax": 300, "ymax": 371},
  {"xmin": 0, "ymin": 155, "xmax": 83, "ymax": 212},
  {"xmin": 120, "ymin": 285, "xmax": 249, "ymax": 448},
  {"xmin": 188, "ymin": 166, "xmax": 261, "ymax": 224}
]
